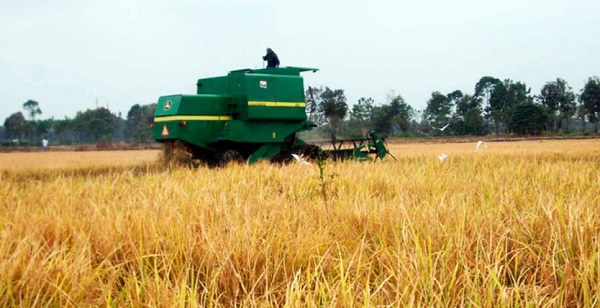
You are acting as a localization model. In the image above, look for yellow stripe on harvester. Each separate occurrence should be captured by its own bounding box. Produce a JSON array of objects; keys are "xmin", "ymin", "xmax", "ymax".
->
[
  {"xmin": 248, "ymin": 101, "xmax": 306, "ymax": 107},
  {"xmin": 154, "ymin": 115, "xmax": 233, "ymax": 122}
]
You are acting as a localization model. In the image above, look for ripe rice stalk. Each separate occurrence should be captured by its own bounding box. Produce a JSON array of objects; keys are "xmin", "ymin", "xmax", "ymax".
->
[{"xmin": 0, "ymin": 139, "xmax": 598, "ymax": 306}]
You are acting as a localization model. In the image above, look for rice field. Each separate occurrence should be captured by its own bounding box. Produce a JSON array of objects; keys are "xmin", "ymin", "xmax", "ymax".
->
[{"xmin": 0, "ymin": 139, "xmax": 599, "ymax": 306}]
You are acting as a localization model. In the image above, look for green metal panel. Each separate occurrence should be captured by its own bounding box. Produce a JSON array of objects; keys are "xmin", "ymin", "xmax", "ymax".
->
[
  {"xmin": 154, "ymin": 94, "xmax": 231, "ymax": 117},
  {"xmin": 191, "ymin": 67, "xmax": 315, "ymax": 121},
  {"xmin": 244, "ymin": 74, "xmax": 306, "ymax": 120},
  {"xmin": 153, "ymin": 120, "xmax": 225, "ymax": 149},
  {"xmin": 153, "ymin": 94, "xmax": 232, "ymax": 147},
  {"xmin": 196, "ymin": 76, "xmax": 229, "ymax": 95},
  {"xmin": 154, "ymin": 95, "xmax": 182, "ymax": 117},
  {"xmin": 247, "ymin": 143, "xmax": 285, "ymax": 164},
  {"xmin": 271, "ymin": 75, "xmax": 306, "ymax": 102},
  {"xmin": 246, "ymin": 74, "xmax": 276, "ymax": 102},
  {"xmin": 244, "ymin": 73, "xmax": 306, "ymax": 102},
  {"xmin": 227, "ymin": 72, "xmax": 250, "ymax": 121},
  {"xmin": 228, "ymin": 71, "xmax": 248, "ymax": 96},
  {"xmin": 245, "ymin": 103, "xmax": 306, "ymax": 120},
  {"xmin": 218, "ymin": 120, "xmax": 311, "ymax": 143}
]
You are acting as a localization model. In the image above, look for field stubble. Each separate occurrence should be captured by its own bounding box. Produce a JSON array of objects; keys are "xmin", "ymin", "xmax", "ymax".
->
[{"xmin": 0, "ymin": 139, "xmax": 599, "ymax": 306}]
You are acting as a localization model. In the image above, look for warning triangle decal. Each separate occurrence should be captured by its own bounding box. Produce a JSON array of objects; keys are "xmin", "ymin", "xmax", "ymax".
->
[{"xmin": 161, "ymin": 125, "xmax": 169, "ymax": 136}]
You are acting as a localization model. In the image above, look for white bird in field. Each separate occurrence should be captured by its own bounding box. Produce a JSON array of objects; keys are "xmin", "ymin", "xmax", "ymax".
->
[
  {"xmin": 476, "ymin": 140, "xmax": 488, "ymax": 150},
  {"xmin": 438, "ymin": 153, "xmax": 448, "ymax": 162},
  {"xmin": 433, "ymin": 123, "xmax": 450, "ymax": 131},
  {"xmin": 291, "ymin": 154, "xmax": 312, "ymax": 165}
]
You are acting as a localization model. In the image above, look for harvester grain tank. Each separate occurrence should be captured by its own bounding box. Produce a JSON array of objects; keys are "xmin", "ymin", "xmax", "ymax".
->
[{"xmin": 152, "ymin": 67, "xmax": 392, "ymax": 165}]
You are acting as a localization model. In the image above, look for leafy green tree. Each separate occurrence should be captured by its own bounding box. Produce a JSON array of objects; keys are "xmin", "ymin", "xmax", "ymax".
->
[
  {"xmin": 141, "ymin": 104, "xmax": 156, "ymax": 141},
  {"xmin": 371, "ymin": 104, "xmax": 394, "ymax": 136},
  {"xmin": 305, "ymin": 86, "xmax": 326, "ymax": 126},
  {"xmin": 20, "ymin": 120, "xmax": 34, "ymax": 141},
  {"xmin": 424, "ymin": 91, "xmax": 453, "ymax": 133},
  {"xmin": 23, "ymin": 100, "xmax": 42, "ymax": 120},
  {"xmin": 505, "ymin": 81, "xmax": 532, "ymax": 106},
  {"xmin": 3, "ymin": 112, "xmax": 26, "ymax": 139},
  {"xmin": 52, "ymin": 117, "xmax": 76, "ymax": 144},
  {"xmin": 317, "ymin": 87, "xmax": 348, "ymax": 140},
  {"xmin": 72, "ymin": 108, "xmax": 119, "ymax": 142},
  {"xmin": 488, "ymin": 82, "xmax": 508, "ymax": 132},
  {"xmin": 463, "ymin": 108, "xmax": 487, "ymax": 135},
  {"xmin": 454, "ymin": 94, "xmax": 487, "ymax": 135},
  {"xmin": 126, "ymin": 104, "xmax": 143, "ymax": 141},
  {"xmin": 474, "ymin": 77, "xmax": 501, "ymax": 103},
  {"xmin": 504, "ymin": 80, "xmax": 534, "ymax": 132},
  {"xmin": 538, "ymin": 78, "xmax": 576, "ymax": 132},
  {"xmin": 366, "ymin": 93, "xmax": 414, "ymax": 137},
  {"xmin": 126, "ymin": 103, "xmax": 157, "ymax": 143},
  {"xmin": 348, "ymin": 97, "xmax": 374, "ymax": 137},
  {"xmin": 580, "ymin": 77, "xmax": 600, "ymax": 132},
  {"xmin": 507, "ymin": 103, "xmax": 548, "ymax": 135},
  {"xmin": 575, "ymin": 101, "xmax": 588, "ymax": 133},
  {"xmin": 476, "ymin": 78, "xmax": 533, "ymax": 134},
  {"xmin": 35, "ymin": 119, "xmax": 52, "ymax": 137},
  {"xmin": 388, "ymin": 94, "xmax": 414, "ymax": 133},
  {"xmin": 474, "ymin": 76, "xmax": 502, "ymax": 133},
  {"xmin": 455, "ymin": 94, "xmax": 473, "ymax": 116},
  {"xmin": 559, "ymin": 94, "xmax": 577, "ymax": 132},
  {"xmin": 446, "ymin": 90, "xmax": 463, "ymax": 105}
]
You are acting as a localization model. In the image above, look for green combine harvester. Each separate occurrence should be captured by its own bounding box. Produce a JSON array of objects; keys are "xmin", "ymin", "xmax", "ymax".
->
[{"xmin": 152, "ymin": 67, "xmax": 393, "ymax": 166}]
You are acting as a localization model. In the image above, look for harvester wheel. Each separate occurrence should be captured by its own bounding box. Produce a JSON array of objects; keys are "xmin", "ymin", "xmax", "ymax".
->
[
  {"xmin": 162, "ymin": 140, "xmax": 194, "ymax": 167},
  {"xmin": 219, "ymin": 150, "xmax": 244, "ymax": 167}
]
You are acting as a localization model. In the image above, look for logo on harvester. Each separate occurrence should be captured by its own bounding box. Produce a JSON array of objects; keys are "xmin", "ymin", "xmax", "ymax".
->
[
  {"xmin": 259, "ymin": 80, "xmax": 268, "ymax": 89},
  {"xmin": 161, "ymin": 125, "xmax": 169, "ymax": 136},
  {"xmin": 163, "ymin": 100, "xmax": 172, "ymax": 111}
]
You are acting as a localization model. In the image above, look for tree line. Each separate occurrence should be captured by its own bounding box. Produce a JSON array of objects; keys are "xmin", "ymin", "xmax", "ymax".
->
[
  {"xmin": 1, "ymin": 100, "xmax": 156, "ymax": 146},
  {"xmin": 307, "ymin": 76, "xmax": 600, "ymax": 139},
  {"xmin": 2, "ymin": 75, "xmax": 600, "ymax": 146}
]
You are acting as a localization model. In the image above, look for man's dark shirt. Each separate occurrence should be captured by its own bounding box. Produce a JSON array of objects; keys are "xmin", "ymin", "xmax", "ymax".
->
[{"xmin": 263, "ymin": 50, "xmax": 280, "ymax": 68}]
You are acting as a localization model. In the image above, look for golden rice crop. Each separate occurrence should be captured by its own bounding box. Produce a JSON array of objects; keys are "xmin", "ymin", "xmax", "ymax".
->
[
  {"xmin": 0, "ymin": 150, "xmax": 158, "ymax": 171},
  {"xmin": 0, "ymin": 139, "xmax": 599, "ymax": 306}
]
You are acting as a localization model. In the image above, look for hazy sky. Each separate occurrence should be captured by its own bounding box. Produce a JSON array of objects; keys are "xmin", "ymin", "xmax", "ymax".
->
[{"xmin": 1, "ymin": 0, "xmax": 599, "ymax": 122}]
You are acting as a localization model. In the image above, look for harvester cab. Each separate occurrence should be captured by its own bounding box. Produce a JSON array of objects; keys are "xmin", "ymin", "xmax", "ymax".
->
[{"xmin": 153, "ymin": 67, "xmax": 393, "ymax": 165}]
